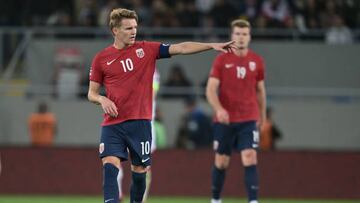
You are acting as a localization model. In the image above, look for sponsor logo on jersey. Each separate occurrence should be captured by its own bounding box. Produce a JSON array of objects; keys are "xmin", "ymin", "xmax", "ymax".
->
[
  {"xmin": 136, "ymin": 48, "xmax": 145, "ymax": 58},
  {"xmin": 249, "ymin": 61, "xmax": 256, "ymax": 71},
  {"xmin": 106, "ymin": 58, "xmax": 117, "ymax": 65},
  {"xmin": 225, "ymin": 63, "xmax": 234, "ymax": 68}
]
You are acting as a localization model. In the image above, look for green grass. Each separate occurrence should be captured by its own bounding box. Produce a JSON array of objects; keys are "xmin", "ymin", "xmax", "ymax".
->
[{"xmin": 0, "ymin": 196, "xmax": 358, "ymax": 203}]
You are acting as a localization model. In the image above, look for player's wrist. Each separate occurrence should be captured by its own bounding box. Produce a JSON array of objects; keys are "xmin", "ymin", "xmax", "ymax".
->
[
  {"xmin": 215, "ymin": 106, "xmax": 225, "ymax": 113},
  {"xmin": 98, "ymin": 95, "xmax": 106, "ymax": 104}
]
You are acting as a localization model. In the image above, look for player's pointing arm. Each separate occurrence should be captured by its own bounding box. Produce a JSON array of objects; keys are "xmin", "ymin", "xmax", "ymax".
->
[{"xmin": 169, "ymin": 41, "xmax": 234, "ymax": 56}]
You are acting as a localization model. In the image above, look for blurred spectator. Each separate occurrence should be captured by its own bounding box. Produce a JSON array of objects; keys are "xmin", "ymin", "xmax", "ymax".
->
[
  {"xmin": 1, "ymin": 0, "xmax": 360, "ymax": 32},
  {"xmin": 162, "ymin": 64, "xmax": 194, "ymax": 99},
  {"xmin": 97, "ymin": 0, "xmax": 119, "ymax": 27},
  {"xmin": 319, "ymin": 0, "xmax": 340, "ymax": 28},
  {"xmin": 259, "ymin": 107, "xmax": 282, "ymax": 151},
  {"xmin": 209, "ymin": 0, "xmax": 238, "ymax": 27},
  {"xmin": 261, "ymin": 0, "xmax": 292, "ymax": 28},
  {"xmin": 132, "ymin": 0, "xmax": 151, "ymax": 26},
  {"xmin": 28, "ymin": 101, "xmax": 57, "ymax": 147},
  {"xmin": 52, "ymin": 47, "xmax": 85, "ymax": 99},
  {"xmin": 151, "ymin": 0, "xmax": 169, "ymax": 27},
  {"xmin": 175, "ymin": 1, "xmax": 201, "ymax": 27},
  {"xmin": 46, "ymin": 10, "xmax": 72, "ymax": 26},
  {"xmin": 176, "ymin": 98, "xmax": 212, "ymax": 149},
  {"xmin": 239, "ymin": 0, "xmax": 261, "ymax": 26},
  {"xmin": 292, "ymin": 0, "xmax": 320, "ymax": 32},
  {"xmin": 196, "ymin": 0, "xmax": 215, "ymax": 14},
  {"xmin": 340, "ymin": 0, "xmax": 359, "ymax": 29},
  {"xmin": 303, "ymin": 0, "xmax": 321, "ymax": 29},
  {"xmin": 77, "ymin": 0, "xmax": 97, "ymax": 26},
  {"xmin": 325, "ymin": 15, "xmax": 353, "ymax": 45},
  {"xmin": 154, "ymin": 107, "xmax": 167, "ymax": 149}
]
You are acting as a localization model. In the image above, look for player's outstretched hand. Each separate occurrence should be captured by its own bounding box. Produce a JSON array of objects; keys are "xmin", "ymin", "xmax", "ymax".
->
[
  {"xmin": 210, "ymin": 41, "xmax": 234, "ymax": 53},
  {"xmin": 216, "ymin": 108, "xmax": 230, "ymax": 124},
  {"xmin": 99, "ymin": 96, "xmax": 118, "ymax": 117}
]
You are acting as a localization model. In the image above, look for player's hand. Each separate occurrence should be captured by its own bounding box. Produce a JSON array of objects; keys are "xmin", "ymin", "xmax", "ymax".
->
[
  {"xmin": 99, "ymin": 96, "xmax": 118, "ymax": 117},
  {"xmin": 216, "ymin": 108, "xmax": 230, "ymax": 124},
  {"xmin": 210, "ymin": 41, "xmax": 234, "ymax": 53}
]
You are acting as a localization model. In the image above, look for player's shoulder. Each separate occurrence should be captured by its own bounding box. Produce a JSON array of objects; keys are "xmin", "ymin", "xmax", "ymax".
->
[
  {"xmin": 248, "ymin": 49, "xmax": 264, "ymax": 61},
  {"xmin": 138, "ymin": 40, "xmax": 162, "ymax": 48},
  {"xmin": 94, "ymin": 45, "xmax": 117, "ymax": 59},
  {"xmin": 214, "ymin": 52, "xmax": 231, "ymax": 60}
]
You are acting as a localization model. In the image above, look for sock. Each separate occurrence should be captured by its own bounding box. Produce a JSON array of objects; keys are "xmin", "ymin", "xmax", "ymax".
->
[
  {"xmin": 244, "ymin": 165, "xmax": 259, "ymax": 202},
  {"xmin": 117, "ymin": 166, "xmax": 123, "ymax": 200},
  {"xmin": 103, "ymin": 163, "xmax": 119, "ymax": 203},
  {"xmin": 211, "ymin": 165, "xmax": 226, "ymax": 200},
  {"xmin": 130, "ymin": 171, "xmax": 147, "ymax": 203}
]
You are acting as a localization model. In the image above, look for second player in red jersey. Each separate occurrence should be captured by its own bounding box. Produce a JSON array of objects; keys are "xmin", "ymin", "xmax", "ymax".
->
[
  {"xmin": 207, "ymin": 19, "xmax": 266, "ymax": 203},
  {"xmin": 210, "ymin": 50, "xmax": 265, "ymax": 123}
]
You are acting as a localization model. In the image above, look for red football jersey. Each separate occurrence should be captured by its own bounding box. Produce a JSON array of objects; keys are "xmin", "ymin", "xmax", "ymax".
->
[
  {"xmin": 90, "ymin": 41, "xmax": 163, "ymax": 126},
  {"xmin": 209, "ymin": 50, "xmax": 265, "ymax": 123}
]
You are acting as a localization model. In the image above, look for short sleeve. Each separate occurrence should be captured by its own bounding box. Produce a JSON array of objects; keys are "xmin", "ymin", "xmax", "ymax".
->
[
  {"xmin": 209, "ymin": 55, "xmax": 223, "ymax": 79},
  {"xmin": 89, "ymin": 54, "xmax": 103, "ymax": 84},
  {"xmin": 144, "ymin": 41, "xmax": 161, "ymax": 59},
  {"xmin": 256, "ymin": 57, "xmax": 265, "ymax": 81}
]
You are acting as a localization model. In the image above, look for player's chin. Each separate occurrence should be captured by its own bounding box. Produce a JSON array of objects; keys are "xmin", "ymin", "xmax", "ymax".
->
[{"xmin": 129, "ymin": 38, "xmax": 136, "ymax": 44}]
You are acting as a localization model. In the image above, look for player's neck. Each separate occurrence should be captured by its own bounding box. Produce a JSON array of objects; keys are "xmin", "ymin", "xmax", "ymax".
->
[
  {"xmin": 113, "ymin": 39, "xmax": 131, "ymax": 50},
  {"xmin": 233, "ymin": 48, "xmax": 248, "ymax": 57}
]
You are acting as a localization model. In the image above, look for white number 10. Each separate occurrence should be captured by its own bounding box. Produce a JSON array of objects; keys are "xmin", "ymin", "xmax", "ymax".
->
[
  {"xmin": 120, "ymin": 58, "xmax": 134, "ymax": 72},
  {"xmin": 141, "ymin": 141, "xmax": 150, "ymax": 155}
]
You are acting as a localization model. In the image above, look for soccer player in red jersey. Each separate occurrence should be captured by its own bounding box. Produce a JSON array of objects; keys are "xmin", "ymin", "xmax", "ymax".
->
[
  {"xmin": 87, "ymin": 8, "xmax": 233, "ymax": 203},
  {"xmin": 206, "ymin": 19, "xmax": 266, "ymax": 203}
]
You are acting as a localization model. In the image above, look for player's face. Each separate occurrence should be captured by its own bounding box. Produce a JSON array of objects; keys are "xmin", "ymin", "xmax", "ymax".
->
[
  {"xmin": 113, "ymin": 18, "xmax": 137, "ymax": 46},
  {"xmin": 231, "ymin": 27, "xmax": 251, "ymax": 49}
]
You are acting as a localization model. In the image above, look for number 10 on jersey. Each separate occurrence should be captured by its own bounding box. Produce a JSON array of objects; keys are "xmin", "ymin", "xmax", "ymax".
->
[{"xmin": 120, "ymin": 58, "xmax": 134, "ymax": 72}]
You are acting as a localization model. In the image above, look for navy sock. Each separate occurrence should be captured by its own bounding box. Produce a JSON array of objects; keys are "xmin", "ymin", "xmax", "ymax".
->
[
  {"xmin": 103, "ymin": 163, "xmax": 119, "ymax": 203},
  {"xmin": 130, "ymin": 171, "xmax": 147, "ymax": 203},
  {"xmin": 244, "ymin": 165, "xmax": 259, "ymax": 201},
  {"xmin": 211, "ymin": 165, "xmax": 226, "ymax": 200}
]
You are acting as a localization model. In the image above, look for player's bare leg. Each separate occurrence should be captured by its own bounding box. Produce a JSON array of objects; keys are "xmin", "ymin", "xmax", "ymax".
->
[
  {"xmin": 142, "ymin": 168, "xmax": 152, "ymax": 203},
  {"xmin": 211, "ymin": 153, "xmax": 230, "ymax": 203},
  {"xmin": 102, "ymin": 156, "xmax": 121, "ymax": 203},
  {"xmin": 241, "ymin": 149, "xmax": 259, "ymax": 203},
  {"xmin": 130, "ymin": 165, "xmax": 148, "ymax": 203},
  {"xmin": 117, "ymin": 165, "xmax": 124, "ymax": 202}
]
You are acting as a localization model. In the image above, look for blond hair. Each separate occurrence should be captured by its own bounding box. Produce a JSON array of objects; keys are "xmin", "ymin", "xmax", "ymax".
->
[
  {"xmin": 109, "ymin": 8, "xmax": 138, "ymax": 30},
  {"xmin": 231, "ymin": 19, "xmax": 251, "ymax": 30}
]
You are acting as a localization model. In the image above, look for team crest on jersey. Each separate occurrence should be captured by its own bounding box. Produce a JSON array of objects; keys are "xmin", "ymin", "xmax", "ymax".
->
[
  {"xmin": 249, "ymin": 61, "xmax": 256, "ymax": 71},
  {"xmin": 136, "ymin": 48, "xmax": 145, "ymax": 58}
]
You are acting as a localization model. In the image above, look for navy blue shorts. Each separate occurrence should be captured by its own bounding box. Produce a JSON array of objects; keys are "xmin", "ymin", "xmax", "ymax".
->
[
  {"xmin": 99, "ymin": 120, "xmax": 152, "ymax": 167},
  {"xmin": 213, "ymin": 121, "xmax": 259, "ymax": 155}
]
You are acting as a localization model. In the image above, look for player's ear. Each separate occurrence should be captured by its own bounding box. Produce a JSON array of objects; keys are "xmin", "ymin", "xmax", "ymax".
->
[{"xmin": 111, "ymin": 27, "xmax": 118, "ymax": 36}]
